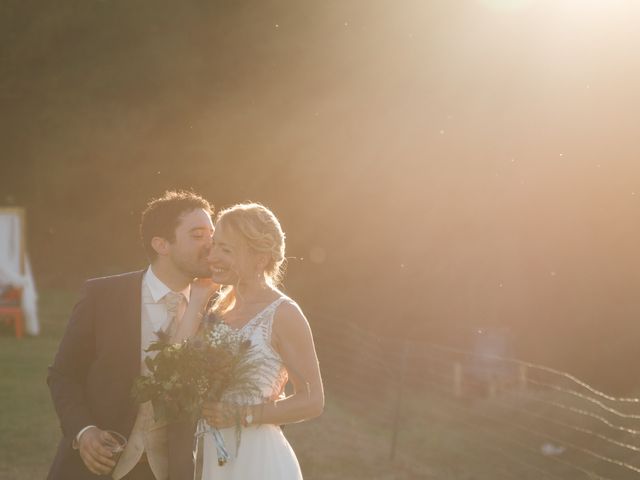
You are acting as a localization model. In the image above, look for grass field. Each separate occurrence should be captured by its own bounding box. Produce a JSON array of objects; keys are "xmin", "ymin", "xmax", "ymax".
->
[
  {"xmin": 2, "ymin": 291, "xmax": 637, "ymax": 479},
  {"xmin": 0, "ymin": 290, "xmax": 77, "ymax": 480}
]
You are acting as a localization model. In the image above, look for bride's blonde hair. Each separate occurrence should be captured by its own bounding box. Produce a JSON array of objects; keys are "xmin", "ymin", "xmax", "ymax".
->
[{"xmin": 212, "ymin": 202, "xmax": 286, "ymax": 314}]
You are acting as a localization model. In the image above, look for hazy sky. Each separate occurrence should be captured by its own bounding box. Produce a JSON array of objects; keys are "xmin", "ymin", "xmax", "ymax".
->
[{"xmin": 3, "ymin": 0, "xmax": 640, "ymax": 386}]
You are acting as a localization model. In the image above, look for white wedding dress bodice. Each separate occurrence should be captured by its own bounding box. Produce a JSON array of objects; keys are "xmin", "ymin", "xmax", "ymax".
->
[{"xmin": 202, "ymin": 296, "xmax": 303, "ymax": 479}]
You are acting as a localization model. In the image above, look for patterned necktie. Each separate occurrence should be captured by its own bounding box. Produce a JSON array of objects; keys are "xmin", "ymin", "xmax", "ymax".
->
[{"xmin": 163, "ymin": 291, "xmax": 185, "ymax": 337}]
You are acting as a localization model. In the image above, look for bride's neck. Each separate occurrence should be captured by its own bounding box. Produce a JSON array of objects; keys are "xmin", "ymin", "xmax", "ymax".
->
[{"xmin": 233, "ymin": 278, "xmax": 275, "ymax": 306}]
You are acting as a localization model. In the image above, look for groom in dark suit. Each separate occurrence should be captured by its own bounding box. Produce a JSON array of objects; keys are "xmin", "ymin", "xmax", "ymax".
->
[{"xmin": 47, "ymin": 190, "xmax": 214, "ymax": 480}]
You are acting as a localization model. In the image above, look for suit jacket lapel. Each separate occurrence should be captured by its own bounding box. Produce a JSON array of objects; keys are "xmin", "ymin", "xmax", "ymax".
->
[{"xmin": 122, "ymin": 271, "xmax": 144, "ymax": 394}]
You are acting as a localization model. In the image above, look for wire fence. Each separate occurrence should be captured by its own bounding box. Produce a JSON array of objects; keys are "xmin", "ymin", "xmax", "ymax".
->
[{"xmin": 290, "ymin": 313, "xmax": 640, "ymax": 479}]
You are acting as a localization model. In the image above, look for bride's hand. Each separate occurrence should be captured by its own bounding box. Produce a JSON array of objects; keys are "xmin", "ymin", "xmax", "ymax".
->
[
  {"xmin": 201, "ymin": 401, "xmax": 240, "ymax": 429},
  {"xmin": 190, "ymin": 278, "xmax": 218, "ymax": 306}
]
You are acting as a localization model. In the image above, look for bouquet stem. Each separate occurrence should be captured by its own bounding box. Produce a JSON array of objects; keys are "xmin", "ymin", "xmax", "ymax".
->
[{"xmin": 194, "ymin": 418, "xmax": 230, "ymax": 474}]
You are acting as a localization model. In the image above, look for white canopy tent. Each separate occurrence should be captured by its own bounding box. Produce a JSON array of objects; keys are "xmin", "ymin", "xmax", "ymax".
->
[{"xmin": 0, "ymin": 207, "xmax": 39, "ymax": 335}]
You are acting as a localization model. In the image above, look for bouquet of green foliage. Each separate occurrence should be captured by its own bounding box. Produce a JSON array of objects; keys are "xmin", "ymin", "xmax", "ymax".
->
[{"xmin": 132, "ymin": 318, "xmax": 264, "ymax": 466}]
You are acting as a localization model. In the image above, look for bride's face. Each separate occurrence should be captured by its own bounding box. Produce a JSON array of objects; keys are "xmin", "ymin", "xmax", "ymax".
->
[{"xmin": 209, "ymin": 221, "xmax": 260, "ymax": 286}]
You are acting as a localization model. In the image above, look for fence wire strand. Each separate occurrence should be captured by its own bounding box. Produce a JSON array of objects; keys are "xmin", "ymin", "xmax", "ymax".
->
[{"xmin": 307, "ymin": 314, "xmax": 640, "ymax": 479}]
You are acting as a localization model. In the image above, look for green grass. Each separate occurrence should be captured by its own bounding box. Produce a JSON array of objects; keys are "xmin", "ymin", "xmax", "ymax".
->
[{"xmin": 0, "ymin": 290, "xmax": 76, "ymax": 480}]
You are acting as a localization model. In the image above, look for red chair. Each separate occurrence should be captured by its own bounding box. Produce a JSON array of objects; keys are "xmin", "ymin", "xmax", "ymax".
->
[{"xmin": 0, "ymin": 286, "xmax": 24, "ymax": 339}]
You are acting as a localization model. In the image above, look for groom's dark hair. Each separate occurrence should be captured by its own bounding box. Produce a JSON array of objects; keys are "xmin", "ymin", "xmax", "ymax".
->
[{"xmin": 140, "ymin": 190, "xmax": 213, "ymax": 260}]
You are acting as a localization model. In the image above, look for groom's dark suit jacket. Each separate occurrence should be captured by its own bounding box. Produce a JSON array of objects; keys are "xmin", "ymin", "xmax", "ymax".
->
[{"xmin": 47, "ymin": 270, "xmax": 195, "ymax": 480}]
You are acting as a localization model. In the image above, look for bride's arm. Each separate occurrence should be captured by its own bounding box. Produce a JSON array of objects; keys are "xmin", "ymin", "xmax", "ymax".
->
[
  {"xmin": 258, "ymin": 303, "xmax": 324, "ymax": 424},
  {"xmin": 172, "ymin": 279, "xmax": 217, "ymax": 343},
  {"xmin": 204, "ymin": 302, "xmax": 324, "ymax": 427}
]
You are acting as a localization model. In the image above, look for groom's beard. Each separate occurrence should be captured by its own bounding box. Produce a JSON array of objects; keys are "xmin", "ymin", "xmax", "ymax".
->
[{"xmin": 175, "ymin": 252, "xmax": 212, "ymax": 279}]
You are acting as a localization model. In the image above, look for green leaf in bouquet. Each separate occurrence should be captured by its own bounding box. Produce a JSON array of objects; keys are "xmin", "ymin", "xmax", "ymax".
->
[
  {"xmin": 144, "ymin": 356, "xmax": 155, "ymax": 372},
  {"xmin": 154, "ymin": 329, "xmax": 172, "ymax": 345},
  {"xmin": 145, "ymin": 341, "xmax": 166, "ymax": 353},
  {"xmin": 131, "ymin": 378, "xmax": 155, "ymax": 404}
]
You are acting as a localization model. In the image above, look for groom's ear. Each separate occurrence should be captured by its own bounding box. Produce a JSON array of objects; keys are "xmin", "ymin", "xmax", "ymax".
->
[{"xmin": 151, "ymin": 236, "xmax": 170, "ymax": 256}]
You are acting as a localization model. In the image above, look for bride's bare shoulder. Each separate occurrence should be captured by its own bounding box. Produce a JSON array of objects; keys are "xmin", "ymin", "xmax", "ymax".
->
[{"xmin": 272, "ymin": 299, "xmax": 311, "ymax": 336}]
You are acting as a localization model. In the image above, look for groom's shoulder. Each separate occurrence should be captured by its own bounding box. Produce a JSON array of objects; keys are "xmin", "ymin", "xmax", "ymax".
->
[{"xmin": 84, "ymin": 270, "xmax": 145, "ymax": 291}]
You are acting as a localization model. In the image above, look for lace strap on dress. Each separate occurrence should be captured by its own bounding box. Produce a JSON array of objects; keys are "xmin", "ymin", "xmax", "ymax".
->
[
  {"xmin": 263, "ymin": 297, "xmax": 294, "ymax": 341},
  {"xmin": 241, "ymin": 297, "xmax": 289, "ymax": 340}
]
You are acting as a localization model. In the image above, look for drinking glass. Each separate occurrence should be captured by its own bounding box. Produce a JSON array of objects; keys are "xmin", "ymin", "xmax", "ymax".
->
[{"xmin": 103, "ymin": 430, "xmax": 127, "ymax": 468}]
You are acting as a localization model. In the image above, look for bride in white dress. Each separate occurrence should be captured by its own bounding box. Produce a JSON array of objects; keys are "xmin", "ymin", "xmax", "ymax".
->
[{"xmin": 174, "ymin": 202, "xmax": 324, "ymax": 479}]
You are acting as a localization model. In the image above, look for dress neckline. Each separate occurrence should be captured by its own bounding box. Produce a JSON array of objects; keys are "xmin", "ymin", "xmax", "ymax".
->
[{"xmin": 220, "ymin": 296, "xmax": 285, "ymax": 332}]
